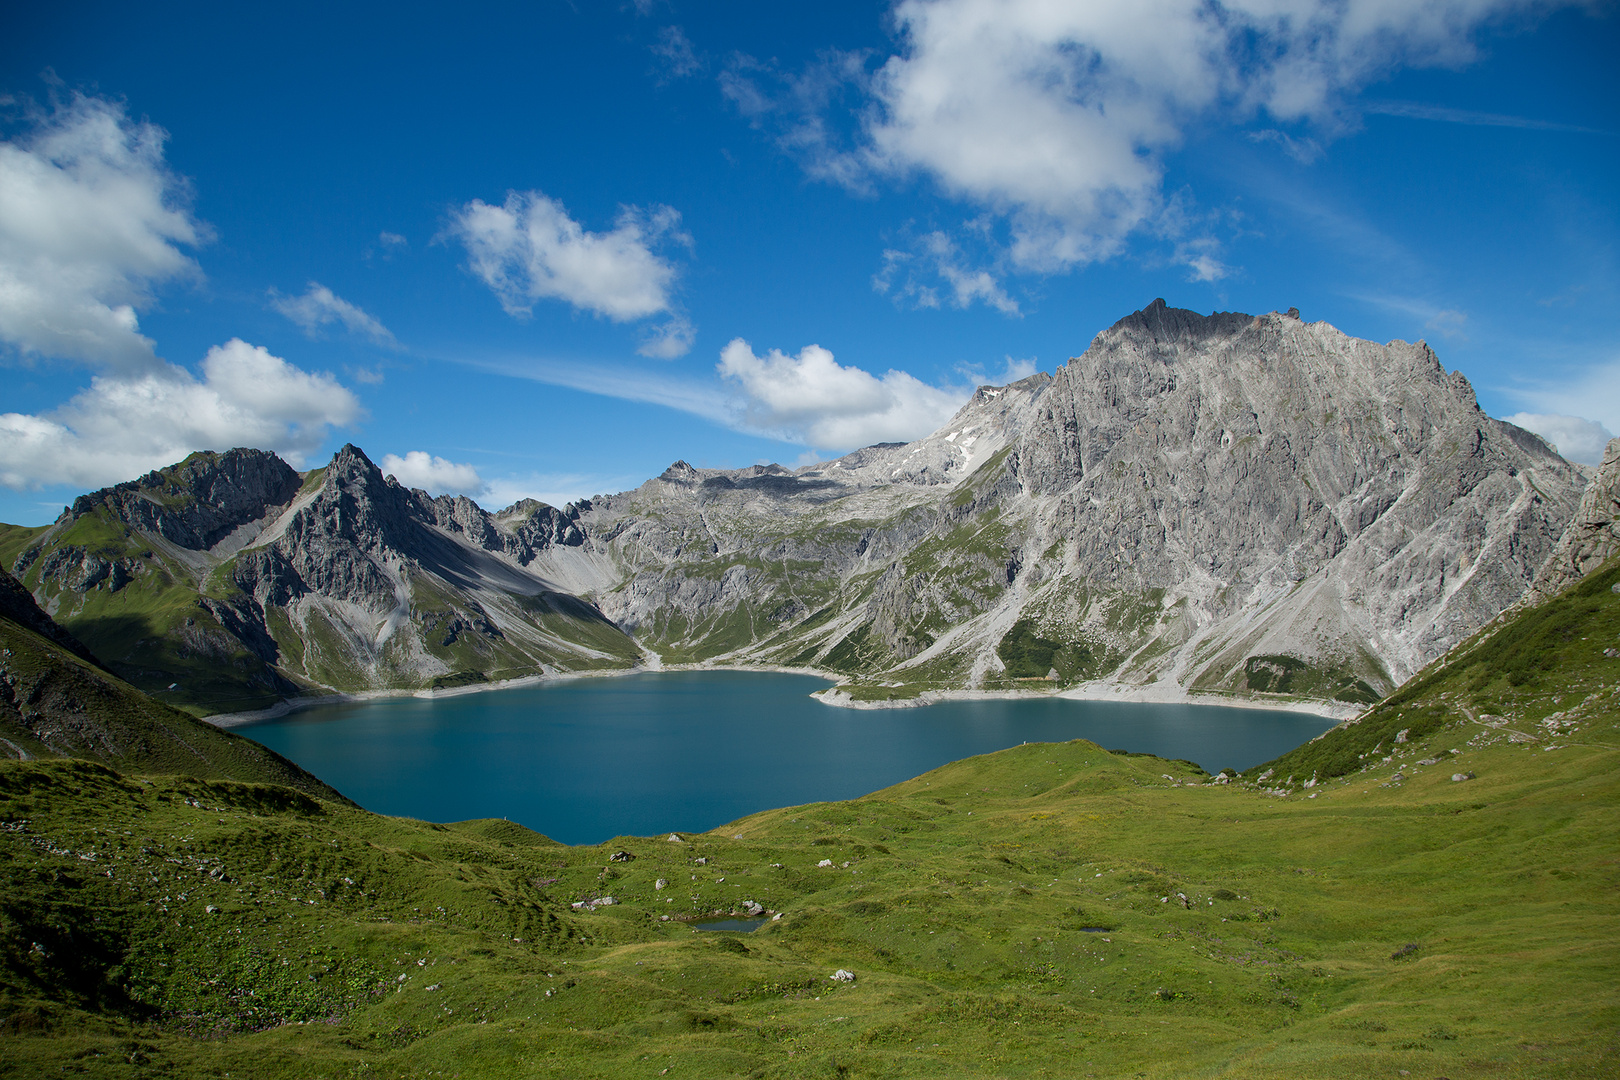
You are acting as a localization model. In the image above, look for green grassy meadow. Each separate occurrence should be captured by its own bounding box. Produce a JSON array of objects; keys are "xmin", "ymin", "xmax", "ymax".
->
[{"xmin": 2, "ymin": 566, "xmax": 1617, "ymax": 1077}]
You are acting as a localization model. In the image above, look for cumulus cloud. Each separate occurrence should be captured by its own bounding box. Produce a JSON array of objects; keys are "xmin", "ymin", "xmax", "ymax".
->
[
  {"xmin": 734, "ymin": 0, "xmax": 1565, "ymax": 274},
  {"xmin": 0, "ymin": 92, "xmax": 206, "ymax": 373},
  {"xmin": 0, "ymin": 339, "xmax": 362, "ymax": 490},
  {"xmin": 380, "ymin": 451, "xmax": 484, "ymax": 495},
  {"xmin": 448, "ymin": 190, "xmax": 689, "ymax": 328},
  {"xmin": 270, "ymin": 281, "xmax": 396, "ymax": 344},
  {"xmin": 1504, "ymin": 412, "xmax": 1615, "ymax": 466},
  {"xmin": 717, "ymin": 338, "xmax": 965, "ymax": 448},
  {"xmin": 1501, "ymin": 355, "xmax": 1620, "ymax": 466},
  {"xmin": 374, "ymin": 454, "xmax": 620, "ymax": 512}
]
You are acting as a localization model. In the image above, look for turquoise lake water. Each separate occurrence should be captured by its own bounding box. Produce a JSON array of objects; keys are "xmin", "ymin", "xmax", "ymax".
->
[{"xmin": 244, "ymin": 671, "xmax": 1335, "ymax": 845}]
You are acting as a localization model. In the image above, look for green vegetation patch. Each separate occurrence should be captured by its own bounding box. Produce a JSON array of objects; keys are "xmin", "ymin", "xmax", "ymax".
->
[
  {"xmin": 430, "ymin": 669, "xmax": 489, "ymax": 690},
  {"xmin": 997, "ymin": 618, "xmax": 1091, "ymax": 680},
  {"xmin": 1245, "ymin": 654, "xmax": 1381, "ymax": 704}
]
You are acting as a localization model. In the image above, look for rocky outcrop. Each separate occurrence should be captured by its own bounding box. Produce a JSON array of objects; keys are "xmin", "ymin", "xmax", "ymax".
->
[
  {"xmin": 0, "ymin": 568, "xmax": 102, "ymax": 669},
  {"xmin": 65, "ymin": 449, "xmax": 302, "ymax": 552},
  {"xmin": 1532, "ymin": 437, "xmax": 1620, "ymax": 598}
]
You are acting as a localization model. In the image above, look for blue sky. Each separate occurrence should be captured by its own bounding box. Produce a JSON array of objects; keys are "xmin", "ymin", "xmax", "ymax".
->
[{"xmin": 1, "ymin": 0, "xmax": 1616, "ymax": 525}]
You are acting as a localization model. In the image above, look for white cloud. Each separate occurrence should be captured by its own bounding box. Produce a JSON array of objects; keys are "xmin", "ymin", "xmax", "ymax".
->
[
  {"xmin": 637, "ymin": 314, "xmax": 697, "ymax": 359},
  {"xmin": 0, "ymin": 92, "xmax": 205, "ymax": 373},
  {"xmin": 478, "ymin": 471, "xmax": 628, "ymax": 512},
  {"xmin": 381, "ymin": 451, "xmax": 484, "ymax": 495},
  {"xmin": 1504, "ymin": 412, "xmax": 1615, "ymax": 466},
  {"xmin": 874, "ymin": 231, "xmax": 1020, "ymax": 315},
  {"xmin": 959, "ymin": 355, "xmax": 1040, "ymax": 386},
  {"xmin": 270, "ymin": 281, "xmax": 396, "ymax": 344},
  {"xmin": 720, "ymin": 51, "xmax": 875, "ymax": 190},
  {"xmin": 376, "ymin": 451, "xmax": 625, "ymax": 510},
  {"xmin": 650, "ymin": 26, "xmax": 703, "ymax": 81},
  {"xmin": 717, "ymin": 338, "xmax": 965, "ymax": 448},
  {"xmin": 1364, "ymin": 99, "xmax": 1606, "ymax": 134},
  {"xmin": 741, "ymin": 0, "xmax": 1567, "ymax": 274},
  {"xmin": 1352, "ymin": 293, "xmax": 1470, "ymax": 339},
  {"xmin": 0, "ymin": 339, "xmax": 361, "ymax": 490},
  {"xmin": 448, "ymin": 190, "xmax": 690, "ymax": 332},
  {"xmin": 1502, "ymin": 354, "xmax": 1620, "ymax": 465}
]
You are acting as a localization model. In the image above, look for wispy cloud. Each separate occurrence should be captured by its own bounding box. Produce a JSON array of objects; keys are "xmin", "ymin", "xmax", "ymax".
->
[
  {"xmin": 1364, "ymin": 100, "xmax": 1609, "ymax": 135},
  {"xmin": 1350, "ymin": 293, "xmax": 1470, "ymax": 340},
  {"xmin": 874, "ymin": 230, "xmax": 1020, "ymax": 315},
  {"xmin": 650, "ymin": 25, "xmax": 703, "ymax": 82},
  {"xmin": 270, "ymin": 281, "xmax": 397, "ymax": 345}
]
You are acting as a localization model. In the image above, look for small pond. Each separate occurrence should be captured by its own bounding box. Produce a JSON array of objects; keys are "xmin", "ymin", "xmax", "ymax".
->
[{"xmin": 692, "ymin": 917, "xmax": 772, "ymax": 933}]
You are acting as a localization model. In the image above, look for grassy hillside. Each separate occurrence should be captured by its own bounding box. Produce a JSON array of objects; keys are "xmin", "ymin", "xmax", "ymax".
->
[
  {"xmin": 0, "ymin": 596, "xmax": 347, "ymax": 803},
  {"xmin": 0, "ymin": 569, "xmax": 1615, "ymax": 1076}
]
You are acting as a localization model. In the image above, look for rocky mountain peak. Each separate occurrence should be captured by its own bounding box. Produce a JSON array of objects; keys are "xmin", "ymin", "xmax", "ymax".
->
[
  {"xmin": 60, "ymin": 447, "xmax": 301, "ymax": 551},
  {"xmin": 660, "ymin": 461, "xmax": 700, "ymax": 483}
]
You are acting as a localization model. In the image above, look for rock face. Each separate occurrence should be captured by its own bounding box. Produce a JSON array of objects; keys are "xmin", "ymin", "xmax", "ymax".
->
[
  {"xmin": 6, "ymin": 447, "xmax": 641, "ymax": 713},
  {"xmin": 2, "ymin": 301, "xmax": 1595, "ymax": 713},
  {"xmin": 1532, "ymin": 437, "xmax": 1620, "ymax": 599},
  {"xmin": 530, "ymin": 301, "xmax": 1586, "ymax": 705}
]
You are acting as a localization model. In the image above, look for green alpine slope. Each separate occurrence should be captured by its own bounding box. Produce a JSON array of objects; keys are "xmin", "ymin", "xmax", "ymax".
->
[
  {"xmin": 0, "ymin": 568, "xmax": 347, "ymax": 803},
  {"xmin": 0, "ymin": 565, "xmax": 1615, "ymax": 1077}
]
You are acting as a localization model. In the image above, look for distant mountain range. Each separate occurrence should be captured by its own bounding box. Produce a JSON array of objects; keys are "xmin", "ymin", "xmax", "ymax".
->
[{"xmin": 0, "ymin": 301, "xmax": 1599, "ymax": 716}]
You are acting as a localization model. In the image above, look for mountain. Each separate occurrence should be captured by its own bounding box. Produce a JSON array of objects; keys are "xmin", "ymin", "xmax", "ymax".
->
[
  {"xmin": 0, "ymin": 301, "xmax": 1591, "ymax": 715},
  {"xmin": 0, "ymin": 567, "xmax": 345, "ymax": 800},
  {"xmin": 0, "ymin": 447, "xmax": 644, "ymax": 713},
  {"xmin": 542, "ymin": 301, "xmax": 1588, "ymax": 706}
]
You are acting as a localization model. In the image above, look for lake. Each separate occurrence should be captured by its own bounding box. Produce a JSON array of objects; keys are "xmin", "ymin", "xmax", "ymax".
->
[{"xmin": 244, "ymin": 671, "xmax": 1335, "ymax": 844}]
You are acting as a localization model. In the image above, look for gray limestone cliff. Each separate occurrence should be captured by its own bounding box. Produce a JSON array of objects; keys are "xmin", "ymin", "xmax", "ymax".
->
[
  {"xmin": 528, "ymin": 301, "xmax": 1585, "ymax": 707},
  {"xmin": 1532, "ymin": 437, "xmax": 1620, "ymax": 598}
]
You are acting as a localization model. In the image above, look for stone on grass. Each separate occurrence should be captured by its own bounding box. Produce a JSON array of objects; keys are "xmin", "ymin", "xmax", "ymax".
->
[{"xmin": 831, "ymin": 969, "xmax": 856, "ymax": 982}]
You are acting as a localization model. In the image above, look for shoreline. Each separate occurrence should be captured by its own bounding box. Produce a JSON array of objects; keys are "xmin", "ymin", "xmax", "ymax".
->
[
  {"xmin": 206, "ymin": 660, "xmax": 1359, "ymax": 728},
  {"xmin": 811, "ymin": 681, "xmax": 1358, "ymax": 721}
]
